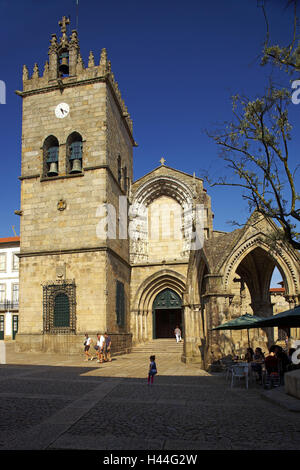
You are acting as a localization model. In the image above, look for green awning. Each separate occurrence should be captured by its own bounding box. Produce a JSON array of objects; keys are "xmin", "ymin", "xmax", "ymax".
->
[
  {"xmin": 211, "ymin": 313, "xmax": 263, "ymax": 331},
  {"xmin": 251, "ymin": 305, "xmax": 300, "ymax": 328}
]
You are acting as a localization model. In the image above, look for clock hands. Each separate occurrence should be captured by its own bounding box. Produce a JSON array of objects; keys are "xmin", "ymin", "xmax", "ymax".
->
[{"xmin": 55, "ymin": 103, "xmax": 69, "ymax": 118}]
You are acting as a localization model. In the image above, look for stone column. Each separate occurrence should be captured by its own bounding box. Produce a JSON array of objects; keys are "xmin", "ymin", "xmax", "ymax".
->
[
  {"xmin": 181, "ymin": 304, "xmax": 205, "ymax": 367},
  {"xmin": 251, "ymin": 300, "xmax": 274, "ymax": 347}
]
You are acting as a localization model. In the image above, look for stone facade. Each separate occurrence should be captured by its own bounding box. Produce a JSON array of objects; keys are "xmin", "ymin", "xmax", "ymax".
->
[
  {"xmin": 129, "ymin": 164, "xmax": 213, "ymax": 345},
  {"xmin": 14, "ymin": 18, "xmax": 300, "ymax": 366},
  {"xmin": 16, "ymin": 17, "xmax": 135, "ymax": 355}
]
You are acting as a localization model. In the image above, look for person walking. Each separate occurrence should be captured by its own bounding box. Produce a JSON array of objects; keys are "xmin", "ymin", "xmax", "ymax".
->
[
  {"xmin": 147, "ymin": 355, "xmax": 157, "ymax": 385},
  {"xmin": 174, "ymin": 326, "xmax": 181, "ymax": 343},
  {"xmin": 94, "ymin": 333, "xmax": 105, "ymax": 363},
  {"xmin": 84, "ymin": 333, "xmax": 94, "ymax": 361},
  {"xmin": 104, "ymin": 332, "xmax": 112, "ymax": 362}
]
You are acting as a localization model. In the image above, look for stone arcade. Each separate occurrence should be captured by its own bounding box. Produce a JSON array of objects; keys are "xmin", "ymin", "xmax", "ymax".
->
[{"xmin": 15, "ymin": 18, "xmax": 300, "ymax": 369}]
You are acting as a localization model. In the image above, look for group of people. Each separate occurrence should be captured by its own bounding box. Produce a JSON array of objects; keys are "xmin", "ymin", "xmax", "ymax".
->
[
  {"xmin": 244, "ymin": 344, "xmax": 297, "ymax": 386},
  {"xmin": 84, "ymin": 332, "xmax": 158, "ymax": 385},
  {"xmin": 83, "ymin": 332, "xmax": 112, "ymax": 363}
]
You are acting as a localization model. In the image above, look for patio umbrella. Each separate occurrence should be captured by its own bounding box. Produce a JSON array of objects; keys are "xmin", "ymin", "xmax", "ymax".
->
[
  {"xmin": 211, "ymin": 313, "xmax": 263, "ymax": 347},
  {"xmin": 212, "ymin": 313, "xmax": 262, "ymax": 331},
  {"xmin": 249, "ymin": 305, "xmax": 300, "ymax": 329}
]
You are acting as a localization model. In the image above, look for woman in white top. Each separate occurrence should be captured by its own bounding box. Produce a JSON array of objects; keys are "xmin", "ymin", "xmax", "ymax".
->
[
  {"xmin": 84, "ymin": 333, "xmax": 94, "ymax": 361},
  {"xmin": 95, "ymin": 333, "xmax": 106, "ymax": 363}
]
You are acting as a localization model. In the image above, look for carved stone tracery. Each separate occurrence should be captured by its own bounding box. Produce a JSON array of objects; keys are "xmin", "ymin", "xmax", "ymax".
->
[{"xmin": 130, "ymin": 176, "xmax": 195, "ymax": 264}]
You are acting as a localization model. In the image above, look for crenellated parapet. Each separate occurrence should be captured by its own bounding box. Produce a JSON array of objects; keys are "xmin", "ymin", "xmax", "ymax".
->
[{"xmin": 21, "ymin": 16, "xmax": 133, "ymax": 137}]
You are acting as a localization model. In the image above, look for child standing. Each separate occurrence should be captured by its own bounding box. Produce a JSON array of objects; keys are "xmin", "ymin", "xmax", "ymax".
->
[{"xmin": 148, "ymin": 355, "xmax": 157, "ymax": 385}]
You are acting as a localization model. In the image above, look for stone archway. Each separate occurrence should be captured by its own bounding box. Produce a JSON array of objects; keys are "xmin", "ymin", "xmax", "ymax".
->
[
  {"xmin": 209, "ymin": 233, "xmax": 300, "ymax": 361},
  {"xmin": 184, "ymin": 214, "xmax": 300, "ymax": 369},
  {"xmin": 131, "ymin": 269, "xmax": 186, "ymax": 344},
  {"xmin": 152, "ymin": 289, "xmax": 183, "ymax": 339},
  {"xmin": 223, "ymin": 241, "xmax": 299, "ymax": 349}
]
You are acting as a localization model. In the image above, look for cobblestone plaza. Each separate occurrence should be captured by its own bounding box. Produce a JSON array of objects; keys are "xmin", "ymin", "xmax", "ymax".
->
[{"xmin": 1, "ymin": 342, "xmax": 300, "ymax": 452}]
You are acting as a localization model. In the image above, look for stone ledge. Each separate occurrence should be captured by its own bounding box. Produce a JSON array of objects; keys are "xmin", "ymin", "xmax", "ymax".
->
[
  {"xmin": 285, "ymin": 369, "xmax": 300, "ymax": 400},
  {"xmin": 261, "ymin": 385, "xmax": 300, "ymax": 412}
]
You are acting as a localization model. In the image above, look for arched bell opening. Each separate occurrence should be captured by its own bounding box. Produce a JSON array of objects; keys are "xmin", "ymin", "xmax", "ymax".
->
[
  {"xmin": 66, "ymin": 132, "xmax": 83, "ymax": 174},
  {"xmin": 58, "ymin": 49, "xmax": 70, "ymax": 77},
  {"xmin": 152, "ymin": 288, "xmax": 183, "ymax": 339},
  {"xmin": 43, "ymin": 135, "xmax": 59, "ymax": 177}
]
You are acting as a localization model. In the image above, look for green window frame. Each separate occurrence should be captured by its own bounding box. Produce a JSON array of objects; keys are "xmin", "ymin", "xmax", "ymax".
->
[
  {"xmin": 43, "ymin": 280, "xmax": 76, "ymax": 335},
  {"xmin": 116, "ymin": 280, "xmax": 125, "ymax": 327},
  {"xmin": 53, "ymin": 293, "xmax": 70, "ymax": 328}
]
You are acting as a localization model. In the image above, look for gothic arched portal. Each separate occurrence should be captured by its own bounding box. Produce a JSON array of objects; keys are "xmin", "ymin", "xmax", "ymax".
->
[{"xmin": 152, "ymin": 289, "xmax": 182, "ymax": 339}]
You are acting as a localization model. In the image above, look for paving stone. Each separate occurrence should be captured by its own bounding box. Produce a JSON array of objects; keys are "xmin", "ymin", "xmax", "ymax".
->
[{"xmin": 0, "ymin": 346, "xmax": 299, "ymax": 451}]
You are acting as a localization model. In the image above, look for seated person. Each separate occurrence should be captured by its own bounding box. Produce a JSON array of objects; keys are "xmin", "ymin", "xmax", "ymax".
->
[
  {"xmin": 245, "ymin": 347, "xmax": 254, "ymax": 363},
  {"xmin": 251, "ymin": 347, "xmax": 264, "ymax": 382},
  {"xmin": 265, "ymin": 345, "xmax": 279, "ymax": 375},
  {"xmin": 274, "ymin": 345, "xmax": 291, "ymax": 384}
]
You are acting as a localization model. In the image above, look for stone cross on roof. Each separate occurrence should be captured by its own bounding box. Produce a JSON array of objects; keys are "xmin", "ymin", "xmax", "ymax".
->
[
  {"xmin": 59, "ymin": 16, "xmax": 70, "ymax": 34},
  {"xmin": 160, "ymin": 157, "xmax": 166, "ymax": 166}
]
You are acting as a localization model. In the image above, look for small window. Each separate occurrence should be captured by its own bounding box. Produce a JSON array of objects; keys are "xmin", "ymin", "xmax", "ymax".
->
[
  {"xmin": 0, "ymin": 253, "xmax": 6, "ymax": 272},
  {"xmin": 116, "ymin": 280, "xmax": 125, "ymax": 327},
  {"xmin": 0, "ymin": 284, "xmax": 5, "ymax": 303},
  {"xmin": 12, "ymin": 284, "xmax": 19, "ymax": 304},
  {"xmin": 12, "ymin": 253, "xmax": 19, "ymax": 271}
]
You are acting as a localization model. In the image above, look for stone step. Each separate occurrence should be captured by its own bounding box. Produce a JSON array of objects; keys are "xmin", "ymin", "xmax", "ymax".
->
[{"xmin": 131, "ymin": 339, "xmax": 184, "ymax": 354}]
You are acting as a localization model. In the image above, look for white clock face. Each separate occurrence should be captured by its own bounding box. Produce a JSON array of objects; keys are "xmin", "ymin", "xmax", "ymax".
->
[{"xmin": 55, "ymin": 102, "xmax": 70, "ymax": 119}]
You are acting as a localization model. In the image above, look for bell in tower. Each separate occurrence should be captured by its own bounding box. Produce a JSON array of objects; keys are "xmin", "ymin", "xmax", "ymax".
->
[
  {"xmin": 59, "ymin": 51, "xmax": 69, "ymax": 76},
  {"xmin": 58, "ymin": 16, "xmax": 70, "ymax": 77},
  {"xmin": 47, "ymin": 146, "xmax": 59, "ymax": 176},
  {"xmin": 69, "ymin": 139, "xmax": 82, "ymax": 174},
  {"xmin": 47, "ymin": 16, "xmax": 80, "ymax": 80}
]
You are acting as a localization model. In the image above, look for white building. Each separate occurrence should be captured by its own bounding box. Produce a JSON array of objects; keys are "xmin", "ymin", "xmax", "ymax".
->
[{"xmin": 0, "ymin": 237, "xmax": 20, "ymax": 340}]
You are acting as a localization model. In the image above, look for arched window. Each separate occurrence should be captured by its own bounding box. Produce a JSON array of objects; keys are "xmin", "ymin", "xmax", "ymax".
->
[
  {"xmin": 67, "ymin": 132, "xmax": 83, "ymax": 174},
  {"xmin": 53, "ymin": 293, "xmax": 70, "ymax": 328}
]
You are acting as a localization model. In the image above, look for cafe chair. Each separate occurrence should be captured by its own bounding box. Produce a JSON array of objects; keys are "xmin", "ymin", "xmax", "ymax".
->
[
  {"xmin": 230, "ymin": 364, "xmax": 249, "ymax": 389},
  {"xmin": 264, "ymin": 371, "xmax": 280, "ymax": 389}
]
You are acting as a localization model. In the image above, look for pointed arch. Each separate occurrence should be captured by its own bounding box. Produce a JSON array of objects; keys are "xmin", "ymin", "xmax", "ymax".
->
[{"xmin": 223, "ymin": 236, "xmax": 299, "ymax": 298}]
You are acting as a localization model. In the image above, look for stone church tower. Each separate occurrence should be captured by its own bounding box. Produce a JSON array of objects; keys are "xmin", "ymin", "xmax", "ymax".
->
[{"xmin": 16, "ymin": 17, "xmax": 136, "ymax": 353}]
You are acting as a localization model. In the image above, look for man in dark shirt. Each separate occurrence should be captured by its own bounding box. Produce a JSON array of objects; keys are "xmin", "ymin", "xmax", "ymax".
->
[
  {"xmin": 265, "ymin": 345, "xmax": 279, "ymax": 374},
  {"xmin": 104, "ymin": 332, "xmax": 112, "ymax": 362}
]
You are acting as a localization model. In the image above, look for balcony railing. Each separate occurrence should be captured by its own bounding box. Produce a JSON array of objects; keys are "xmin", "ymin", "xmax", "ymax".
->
[{"xmin": 0, "ymin": 300, "xmax": 19, "ymax": 311}]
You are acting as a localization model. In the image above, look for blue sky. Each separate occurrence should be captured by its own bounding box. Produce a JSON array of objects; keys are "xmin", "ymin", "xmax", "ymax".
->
[{"xmin": 0, "ymin": 0, "xmax": 298, "ymax": 286}]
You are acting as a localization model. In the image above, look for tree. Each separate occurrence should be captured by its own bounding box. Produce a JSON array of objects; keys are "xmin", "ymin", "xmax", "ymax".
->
[
  {"xmin": 261, "ymin": 0, "xmax": 300, "ymax": 73},
  {"xmin": 206, "ymin": 1, "xmax": 300, "ymax": 250}
]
